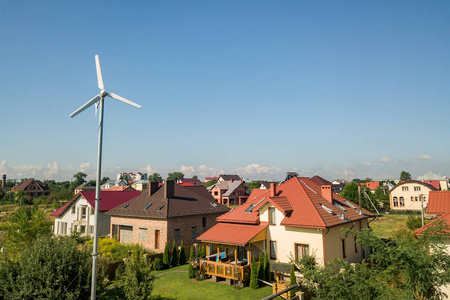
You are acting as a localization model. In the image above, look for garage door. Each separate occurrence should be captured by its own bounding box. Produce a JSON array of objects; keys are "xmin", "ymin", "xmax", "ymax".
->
[{"xmin": 120, "ymin": 226, "xmax": 133, "ymax": 243}]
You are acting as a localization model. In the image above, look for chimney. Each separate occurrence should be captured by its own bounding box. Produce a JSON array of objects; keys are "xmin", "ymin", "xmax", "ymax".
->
[
  {"xmin": 149, "ymin": 181, "xmax": 159, "ymax": 196},
  {"xmin": 321, "ymin": 185, "xmax": 333, "ymax": 203},
  {"xmin": 270, "ymin": 183, "xmax": 277, "ymax": 197},
  {"xmin": 2, "ymin": 174, "xmax": 5, "ymax": 188},
  {"xmin": 164, "ymin": 180, "xmax": 175, "ymax": 199},
  {"xmin": 230, "ymin": 178, "xmax": 234, "ymax": 183}
]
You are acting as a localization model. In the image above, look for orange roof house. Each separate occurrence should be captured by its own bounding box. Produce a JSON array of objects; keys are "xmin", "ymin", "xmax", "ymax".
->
[
  {"xmin": 427, "ymin": 191, "xmax": 450, "ymax": 215},
  {"xmin": 197, "ymin": 176, "xmax": 374, "ymax": 283}
]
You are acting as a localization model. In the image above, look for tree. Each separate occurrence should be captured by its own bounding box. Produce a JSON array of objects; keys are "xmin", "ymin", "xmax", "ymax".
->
[
  {"xmin": 179, "ymin": 241, "xmax": 186, "ymax": 265},
  {"xmin": 170, "ymin": 241, "xmax": 178, "ymax": 267},
  {"xmin": 101, "ymin": 176, "xmax": 110, "ymax": 185},
  {"xmin": 264, "ymin": 251, "xmax": 271, "ymax": 282},
  {"xmin": 405, "ymin": 215, "xmax": 423, "ymax": 231},
  {"xmin": 204, "ymin": 179, "xmax": 217, "ymax": 188},
  {"xmin": 118, "ymin": 249, "xmax": 154, "ymax": 300},
  {"xmin": 299, "ymin": 225, "xmax": 450, "ymax": 299},
  {"xmin": 0, "ymin": 235, "xmax": 106, "ymax": 299},
  {"xmin": 341, "ymin": 181, "xmax": 359, "ymax": 204},
  {"xmin": 246, "ymin": 181, "xmax": 261, "ymax": 193},
  {"xmin": 72, "ymin": 172, "xmax": 87, "ymax": 188},
  {"xmin": 167, "ymin": 172, "xmax": 184, "ymax": 181},
  {"xmin": 249, "ymin": 257, "xmax": 259, "ymax": 289},
  {"xmin": 289, "ymin": 264, "xmax": 297, "ymax": 298},
  {"xmin": 189, "ymin": 246, "xmax": 195, "ymax": 262},
  {"xmin": 257, "ymin": 253, "xmax": 265, "ymax": 281},
  {"xmin": 400, "ymin": 171, "xmax": 412, "ymax": 181},
  {"xmin": 192, "ymin": 175, "xmax": 198, "ymax": 180},
  {"xmin": 148, "ymin": 173, "xmax": 163, "ymax": 183},
  {"xmin": 163, "ymin": 242, "xmax": 170, "ymax": 269}
]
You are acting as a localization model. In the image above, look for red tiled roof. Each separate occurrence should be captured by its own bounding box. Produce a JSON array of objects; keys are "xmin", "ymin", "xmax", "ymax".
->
[
  {"xmin": 50, "ymin": 201, "xmax": 72, "ymax": 217},
  {"xmin": 51, "ymin": 191, "xmax": 141, "ymax": 217},
  {"xmin": 103, "ymin": 186, "xmax": 136, "ymax": 191},
  {"xmin": 364, "ymin": 181, "xmax": 380, "ymax": 190},
  {"xmin": 178, "ymin": 182, "xmax": 194, "ymax": 187},
  {"xmin": 427, "ymin": 191, "xmax": 450, "ymax": 215},
  {"xmin": 197, "ymin": 222, "xmax": 268, "ymax": 246},
  {"xmin": 216, "ymin": 177, "xmax": 373, "ymax": 229},
  {"xmin": 414, "ymin": 212, "xmax": 450, "ymax": 236},
  {"xmin": 421, "ymin": 180, "xmax": 441, "ymax": 190}
]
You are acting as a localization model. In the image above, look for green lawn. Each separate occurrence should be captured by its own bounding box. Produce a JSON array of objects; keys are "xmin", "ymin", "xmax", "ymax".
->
[
  {"xmin": 370, "ymin": 213, "xmax": 416, "ymax": 238},
  {"xmin": 151, "ymin": 265, "xmax": 272, "ymax": 300}
]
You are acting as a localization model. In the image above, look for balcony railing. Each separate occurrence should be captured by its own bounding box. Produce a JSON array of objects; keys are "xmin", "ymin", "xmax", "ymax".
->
[{"xmin": 199, "ymin": 259, "xmax": 251, "ymax": 282}]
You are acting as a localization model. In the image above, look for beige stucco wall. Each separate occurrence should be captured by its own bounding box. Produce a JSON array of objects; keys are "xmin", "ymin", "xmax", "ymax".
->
[{"xmin": 390, "ymin": 182, "xmax": 433, "ymax": 211}]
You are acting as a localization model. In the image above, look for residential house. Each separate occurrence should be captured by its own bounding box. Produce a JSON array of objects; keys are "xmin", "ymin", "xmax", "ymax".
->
[
  {"xmin": 426, "ymin": 191, "xmax": 450, "ymax": 216},
  {"xmin": 106, "ymin": 181, "xmax": 230, "ymax": 252},
  {"xmin": 417, "ymin": 172, "xmax": 449, "ymax": 191},
  {"xmin": 389, "ymin": 180, "xmax": 437, "ymax": 211},
  {"xmin": 205, "ymin": 177, "xmax": 219, "ymax": 182},
  {"xmin": 51, "ymin": 190, "xmax": 141, "ymax": 237},
  {"xmin": 100, "ymin": 179, "xmax": 128, "ymax": 190},
  {"xmin": 208, "ymin": 177, "xmax": 247, "ymax": 206},
  {"xmin": 258, "ymin": 181, "xmax": 279, "ymax": 189},
  {"xmin": 131, "ymin": 179, "xmax": 148, "ymax": 191},
  {"xmin": 104, "ymin": 185, "xmax": 136, "ymax": 192},
  {"xmin": 331, "ymin": 179, "xmax": 349, "ymax": 194},
  {"xmin": 11, "ymin": 178, "xmax": 50, "ymax": 199},
  {"xmin": 178, "ymin": 178, "xmax": 203, "ymax": 186},
  {"xmin": 74, "ymin": 182, "xmax": 96, "ymax": 194},
  {"xmin": 197, "ymin": 176, "xmax": 374, "ymax": 284},
  {"xmin": 363, "ymin": 181, "xmax": 380, "ymax": 193},
  {"xmin": 117, "ymin": 172, "xmax": 148, "ymax": 182},
  {"xmin": 415, "ymin": 212, "xmax": 450, "ymax": 297}
]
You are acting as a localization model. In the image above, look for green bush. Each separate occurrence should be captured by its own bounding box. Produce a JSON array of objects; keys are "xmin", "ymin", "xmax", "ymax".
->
[
  {"xmin": 188, "ymin": 263, "xmax": 196, "ymax": 278},
  {"xmin": 171, "ymin": 241, "xmax": 178, "ymax": 267},
  {"xmin": 179, "ymin": 241, "xmax": 186, "ymax": 265},
  {"xmin": 264, "ymin": 251, "xmax": 271, "ymax": 281},
  {"xmin": 152, "ymin": 258, "xmax": 163, "ymax": 270},
  {"xmin": 249, "ymin": 258, "xmax": 259, "ymax": 289},
  {"xmin": 257, "ymin": 253, "xmax": 265, "ymax": 281},
  {"xmin": 117, "ymin": 249, "xmax": 154, "ymax": 300},
  {"xmin": 163, "ymin": 242, "xmax": 170, "ymax": 269},
  {"xmin": 86, "ymin": 238, "xmax": 149, "ymax": 261},
  {"xmin": 189, "ymin": 246, "xmax": 195, "ymax": 262}
]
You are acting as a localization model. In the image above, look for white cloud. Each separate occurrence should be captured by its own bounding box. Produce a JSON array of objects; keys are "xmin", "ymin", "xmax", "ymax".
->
[
  {"xmin": 235, "ymin": 164, "xmax": 281, "ymax": 177},
  {"xmin": 418, "ymin": 154, "xmax": 432, "ymax": 160},
  {"xmin": 362, "ymin": 162, "xmax": 372, "ymax": 167},
  {"xmin": 180, "ymin": 165, "xmax": 196, "ymax": 176},
  {"xmin": 146, "ymin": 165, "xmax": 154, "ymax": 175},
  {"xmin": 79, "ymin": 162, "xmax": 90, "ymax": 170},
  {"xmin": 377, "ymin": 156, "xmax": 392, "ymax": 163},
  {"xmin": 335, "ymin": 169, "xmax": 355, "ymax": 179},
  {"xmin": 44, "ymin": 162, "xmax": 59, "ymax": 178},
  {"xmin": 0, "ymin": 160, "xmax": 12, "ymax": 174}
]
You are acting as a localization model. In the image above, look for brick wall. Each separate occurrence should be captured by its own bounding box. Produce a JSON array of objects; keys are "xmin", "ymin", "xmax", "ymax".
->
[{"xmin": 110, "ymin": 213, "xmax": 224, "ymax": 253}]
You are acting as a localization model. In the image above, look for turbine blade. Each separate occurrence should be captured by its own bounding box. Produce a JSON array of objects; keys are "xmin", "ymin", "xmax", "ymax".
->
[
  {"xmin": 95, "ymin": 55, "xmax": 104, "ymax": 90},
  {"xmin": 107, "ymin": 92, "xmax": 142, "ymax": 109},
  {"xmin": 69, "ymin": 94, "xmax": 101, "ymax": 118}
]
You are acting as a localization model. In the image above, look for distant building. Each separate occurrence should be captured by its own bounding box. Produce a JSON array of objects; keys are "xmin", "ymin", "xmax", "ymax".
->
[
  {"xmin": 331, "ymin": 179, "xmax": 349, "ymax": 194},
  {"xmin": 178, "ymin": 178, "xmax": 203, "ymax": 186},
  {"xmin": 389, "ymin": 180, "xmax": 437, "ymax": 211},
  {"xmin": 117, "ymin": 172, "xmax": 148, "ymax": 182},
  {"xmin": 51, "ymin": 190, "xmax": 141, "ymax": 237},
  {"xmin": 11, "ymin": 178, "xmax": 50, "ymax": 199},
  {"xmin": 131, "ymin": 179, "xmax": 148, "ymax": 191},
  {"xmin": 103, "ymin": 185, "xmax": 136, "ymax": 192},
  {"xmin": 74, "ymin": 182, "xmax": 96, "ymax": 194},
  {"xmin": 258, "ymin": 181, "xmax": 279, "ymax": 189},
  {"xmin": 106, "ymin": 181, "xmax": 230, "ymax": 252},
  {"xmin": 101, "ymin": 179, "xmax": 128, "ymax": 190},
  {"xmin": 208, "ymin": 176, "xmax": 247, "ymax": 206}
]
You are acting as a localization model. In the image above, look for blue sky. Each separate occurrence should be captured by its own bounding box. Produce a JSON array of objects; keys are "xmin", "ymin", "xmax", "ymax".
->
[{"xmin": 1, "ymin": 1, "xmax": 449, "ymax": 182}]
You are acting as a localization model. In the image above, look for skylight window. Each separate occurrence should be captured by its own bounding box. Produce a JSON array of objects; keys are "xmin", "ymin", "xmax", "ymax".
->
[
  {"xmin": 210, "ymin": 202, "xmax": 218, "ymax": 208},
  {"xmin": 157, "ymin": 205, "xmax": 164, "ymax": 211},
  {"xmin": 334, "ymin": 202, "xmax": 347, "ymax": 212},
  {"xmin": 245, "ymin": 197, "xmax": 266, "ymax": 213},
  {"xmin": 344, "ymin": 200, "xmax": 357, "ymax": 210},
  {"xmin": 143, "ymin": 203, "xmax": 152, "ymax": 210},
  {"xmin": 319, "ymin": 204, "xmax": 334, "ymax": 215},
  {"xmin": 123, "ymin": 203, "xmax": 129, "ymax": 208}
]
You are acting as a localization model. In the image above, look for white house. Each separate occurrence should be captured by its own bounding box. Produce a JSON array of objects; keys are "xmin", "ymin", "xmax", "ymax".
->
[{"xmin": 51, "ymin": 190, "xmax": 140, "ymax": 237}]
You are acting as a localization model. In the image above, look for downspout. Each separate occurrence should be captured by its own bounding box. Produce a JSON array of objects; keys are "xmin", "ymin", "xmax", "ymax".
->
[{"xmin": 322, "ymin": 228, "xmax": 329, "ymax": 264}]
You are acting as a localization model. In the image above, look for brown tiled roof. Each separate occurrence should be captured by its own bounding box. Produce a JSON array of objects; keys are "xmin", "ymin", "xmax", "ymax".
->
[
  {"xmin": 219, "ymin": 175, "xmax": 241, "ymax": 181},
  {"xmin": 427, "ymin": 191, "xmax": 450, "ymax": 215},
  {"xmin": 12, "ymin": 178, "xmax": 49, "ymax": 191},
  {"xmin": 310, "ymin": 175, "xmax": 332, "ymax": 186},
  {"xmin": 107, "ymin": 181, "xmax": 230, "ymax": 218},
  {"xmin": 216, "ymin": 177, "xmax": 373, "ymax": 229},
  {"xmin": 415, "ymin": 212, "xmax": 450, "ymax": 236},
  {"xmin": 197, "ymin": 222, "xmax": 268, "ymax": 246}
]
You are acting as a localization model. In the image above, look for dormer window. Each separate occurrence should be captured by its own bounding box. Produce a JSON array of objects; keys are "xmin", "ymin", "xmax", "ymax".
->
[{"xmin": 269, "ymin": 207, "xmax": 276, "ymax": 225}]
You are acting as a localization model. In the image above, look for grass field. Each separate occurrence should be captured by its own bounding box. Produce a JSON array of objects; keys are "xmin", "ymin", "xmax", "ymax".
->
[
  {"xmin": 102, "ymin": 265, "xmax": 272, "ymax": 300},
  {"xmin": 370, "ymin": 213, "xmax": 416, "ymax": 238}
]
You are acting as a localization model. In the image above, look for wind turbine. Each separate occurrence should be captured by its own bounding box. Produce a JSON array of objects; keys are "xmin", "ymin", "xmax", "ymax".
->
[{"xmin": 69, "ymin": 55, "xmax": 141, "ymax": 300}]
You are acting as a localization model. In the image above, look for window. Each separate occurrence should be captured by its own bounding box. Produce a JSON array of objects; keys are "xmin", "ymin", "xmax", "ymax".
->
[
  {"xmin": 295, "ymin": 244, "xmax": 309, "ymax": 261},
  {"xmin": 202, "ymin": 217, "xmax": 207, "ymax": 232},
  {"xmin": 214, "ymin": 191, "xmax": 218, "ymax": 196},
  {"xmin": 411, "ymin": 196, "xmax": 414, "ymax": 201},
  {"xmin": 402, "ymin": 186, "xmax": 409, "ymax": 191},
  {"xmin": 191, "ymin": 227, "xmax": 197, "ymax": 239},
  {"xmin": 91, "ymin": 207, "xmax": 94, "ymax": 215},
  {"xmin": 341, "ymin": 239, "xmax": 346, "ymax": 258},
  {"xmin": 393, "ymin": 197, "xmax": 398, "ymax": 207},
  {"xmin": 415, "ymin": 197, "xmax": 418, "ymax": 202},
  {"xmin": 80, "ymin": 226, "xmax": 86, "ymax": 234},
  {"xmin": 155, "ymin": 230, "xmax": 160, "ymax": 249},
  {"xmin": 270, "ymin": 241, "xmax": 277, "ymax": 259},
  {"xmin": 81, "ymin": 207, "xmax": 87, "ymax": 219},
  {"xmin": 414, "ymin": 186, "xmax": 421, "ymax": 191},
  {"xmin": 269, "ymin": 207, "xmax": 276, "ymax": 225},
  {"xmin": 139, "ymin": 228, "xmax": 148, "ymax": 241},
  {"xmin": 90, "ymin": 225, "xmax": 94, "ymax": 234},
  {"xmin": 424, "ymin": 196, "xmax": 427, "ymax": 201},
  {"xmin": 399, "ymin": 197, "xmax": 405, "ymax": 207},
  {"xmin": 71, "ymin": 206, "xmax": 75, "ymax": 214},
  {"xmin": 175, "ymin": 229, "xmax": 181, "ymax": 242}
]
